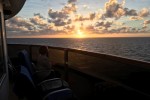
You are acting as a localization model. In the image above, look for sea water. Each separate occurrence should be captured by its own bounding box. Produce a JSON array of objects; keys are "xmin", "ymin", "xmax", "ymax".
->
[{"xmin": 7, "ymin": 37, "xmax": 150, "ymax": 62}]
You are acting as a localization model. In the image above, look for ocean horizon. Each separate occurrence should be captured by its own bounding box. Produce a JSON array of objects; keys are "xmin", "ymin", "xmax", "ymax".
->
[{"xmin": 7, "ymin": 37, "xmax": 150, "ymax": 62}]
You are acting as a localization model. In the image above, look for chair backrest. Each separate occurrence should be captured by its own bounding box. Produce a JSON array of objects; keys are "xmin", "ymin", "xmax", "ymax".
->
[
  {"xmin": 13, "ymin": 65, "xmax": 37, "ymax": 100},
  {"xmin": 18, "ymin": 49, "xmax": 35, "ymax": 76},
  {"xmin": 20, "ymin": 65, "xmax": 35, "ymax": 86}
]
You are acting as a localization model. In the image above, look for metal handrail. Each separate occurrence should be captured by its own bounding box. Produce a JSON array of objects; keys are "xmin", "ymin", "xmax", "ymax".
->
[{"xmin": 7, "ymin": 43, "xmax": 150, "ymax": 97}]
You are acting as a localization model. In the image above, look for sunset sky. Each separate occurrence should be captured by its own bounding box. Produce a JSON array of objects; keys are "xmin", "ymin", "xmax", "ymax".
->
[{"xmin": 6, "ymin": 0, "xmax": 150, "ymax": 38}]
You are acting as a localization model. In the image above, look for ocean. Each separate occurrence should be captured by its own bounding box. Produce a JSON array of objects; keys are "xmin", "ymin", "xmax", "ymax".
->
[{"xmin": 7, "ymin": 37, "xmax": 150, "ymax": 62}]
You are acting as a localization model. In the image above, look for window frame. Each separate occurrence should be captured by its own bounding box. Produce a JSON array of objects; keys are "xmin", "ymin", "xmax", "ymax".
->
[{"xmin": 0, "ymin": 11, "xmax": 6, "ymax": 87}]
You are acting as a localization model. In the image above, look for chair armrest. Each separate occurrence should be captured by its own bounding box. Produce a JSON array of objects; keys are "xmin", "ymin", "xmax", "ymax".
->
[
  {"xmin": 33, "ymin": 69, "xmax": 54, "ymax": 76},
  {"xmin": 37, "ymin": 78, "xmax": 69, "ymax": 92}
]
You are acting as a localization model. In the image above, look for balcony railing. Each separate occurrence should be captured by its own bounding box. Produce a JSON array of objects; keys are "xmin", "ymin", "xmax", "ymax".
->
[{"xmin": 7, "ymin": 44, "xmax": 150, "ymax": 97}]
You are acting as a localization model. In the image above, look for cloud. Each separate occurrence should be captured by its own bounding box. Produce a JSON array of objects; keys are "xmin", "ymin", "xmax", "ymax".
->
[
  {"xmin": 124, "ymin": 8, "xmax": 137, "ymax": 16},
  {"xmin": 68, "ymin": 0, "xmax": 77, "ymax": 4},
  {"xmin": 86, "ymin": 25, "xmax": 96, "ymax": 32},
  {"xmin": 74, "ymin": 12, "xmax": 97, "ymax": 22},
  {"xmin": 89, "ymin": 13, "xmax": 96, "ymax": 20},
  {"xmin": 103, "ymin": 0, "xmax": 138, "ymax": 19},
  {"xmin": 6, "ymin": 25, "xmax": 29, "ymax": 32},
  {"xmin": 129, "ymin": 16, "xmax": 143, "ymax": 20},
  {"xmin": 6, "ymin": 16, "xmax": 34, "ymax": 31},
  {"xmin": 114, "ymin": 21, "xmax": 125, "ymax": 26},
  {"xmin": 48, "ymin": 0, "xmax": 77, "ymax": 27},
  {"xmin": 142, "ymin": 25, "xmax": 147, "ymax": 29},
  {"xmin": 104, "ymin": 0, "xmax": 126, "ymax": 18},
  {"xmin": 48, "ymin": 9, "xmax": 69, "ymax": 19},
  {"xmin": 6, "ymin": 15, "xmax": 60, "ymax": 35},
  {"xmin": 83, "ymin": 5, "xmax": 89, "ymax": 9},
  {"xmin": 34, "ymin": 13, "xmax": 45, "ymax": 19},
  {"xmin": 48, "ymin": 9, "xmax": 71, "ymax": 26},
  {"xmin": 85, "ymin": 25, "xmax": 102, "ymax": 34},
  {"xmin": 95, "ymin": 21, "xmax": 113, "ymax": 29},
  {"xmin": 30, "ymin": 13, "xmax": 47, "ymax": 27},
  {"xmin": 109, "ymin": 26, "xmax": 131, "ymax": 33},
  {"xmin": 144, "ymin": 20, "xmax": 150, "ymax": 24},
  {"xmin": 139, "ymin": 8, "xmax": 150, "ymax": 17},
  {"xmin": 74, "ymin": 15, "xmax": 89, "ymax": 21},
  {"xmin": 62, "ymin": 3, "xmax": 77, "ymax": 14},
  {"xmin": 63, "ymin": 25, "xmax": 75, "ymax": 33},
  {"xmin": 51, "ymin": 18, "xmax": 72, "ymax": 26}
]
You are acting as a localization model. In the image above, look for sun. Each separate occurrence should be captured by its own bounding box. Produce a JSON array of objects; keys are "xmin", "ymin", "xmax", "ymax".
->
[
  {"xmin": 77, "ymin": 29, "xmax": 83, "ymax": 35},
  {"xmin": 76, "ymin": 29, "xmax": 85, "ymax": 38}
]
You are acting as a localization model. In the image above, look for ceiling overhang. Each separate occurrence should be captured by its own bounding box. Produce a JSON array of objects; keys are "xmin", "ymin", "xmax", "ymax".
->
[{"xmin": 3, "ymin": 0, "xmax": 26, "ymax": 20}]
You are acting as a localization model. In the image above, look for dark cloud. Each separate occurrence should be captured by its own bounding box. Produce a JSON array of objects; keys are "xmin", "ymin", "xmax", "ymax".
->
[
  {"xmin": 68, "ymin": 0, "xmax": 77, "ymax": 4},
  {"xmin": 86, "ymin": 25, "xmax": 96, "ymax": 31},
  {"xmin": 85, "ymin": 25, "xmax": 102, "ymax": 34},
  {"xmin": 30, "ymin": 15, "xmax": 47, "ymax": 27},
  {"xmin": 6, "ymin": 16, "xmax": 35, "ymax": 31},
  {"xmin": 124, "ymin": 8, "xmax": 137, "ymax": 16},
  {"xmin": 48, "ymin": 2, "xmax": 77, "ymax": 19},
  {"xmin": 48, "ymin": 0, "xmax": 77, "ymax": 27},
  {"xmin": 48, "ymin": 14, "xmax": 72, "ymax": 26},
  {"xmin": 48, "ymin": 9, "xmax": 69, "ymax": 19},
  {"xmin": 7, "ymin": 17, "xmax": 32, "ymax": 28},
  {"xmin": 52, "ymin": 18, "xmax": 72, "ymax": 26},
  {"xmin": 6, "ymin": 15, "xmax": 58, "ymax": 35},
  {"xmin": 103, "ymin": 0, "xmax": 138, "ymax": 19},
  {"xmin": 89, "ymin": 13, "xmax": 96, "ymax": 20},
  {"xmin": 95, "ymin": 21, "xmax": 113, "ymax": 29},
  {"xmin": 63, "ymin": 25, "xmax": 75, "ymax": 33},
  {"xmin": 6, "ymin": 26, "xmax": 26, "ymax": 32},
  {"xmin": 104, "ymin": 0, "xmax": 125, "ymax": 19},
  {"xmin": 34, "ymin": 13, "xmax": 45, "ymax": 19}
]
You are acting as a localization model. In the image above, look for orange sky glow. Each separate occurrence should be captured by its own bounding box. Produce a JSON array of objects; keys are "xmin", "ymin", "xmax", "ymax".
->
[{"xmin": 9, "ymin": 33, "xmax": 150, "ymax": 38}]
